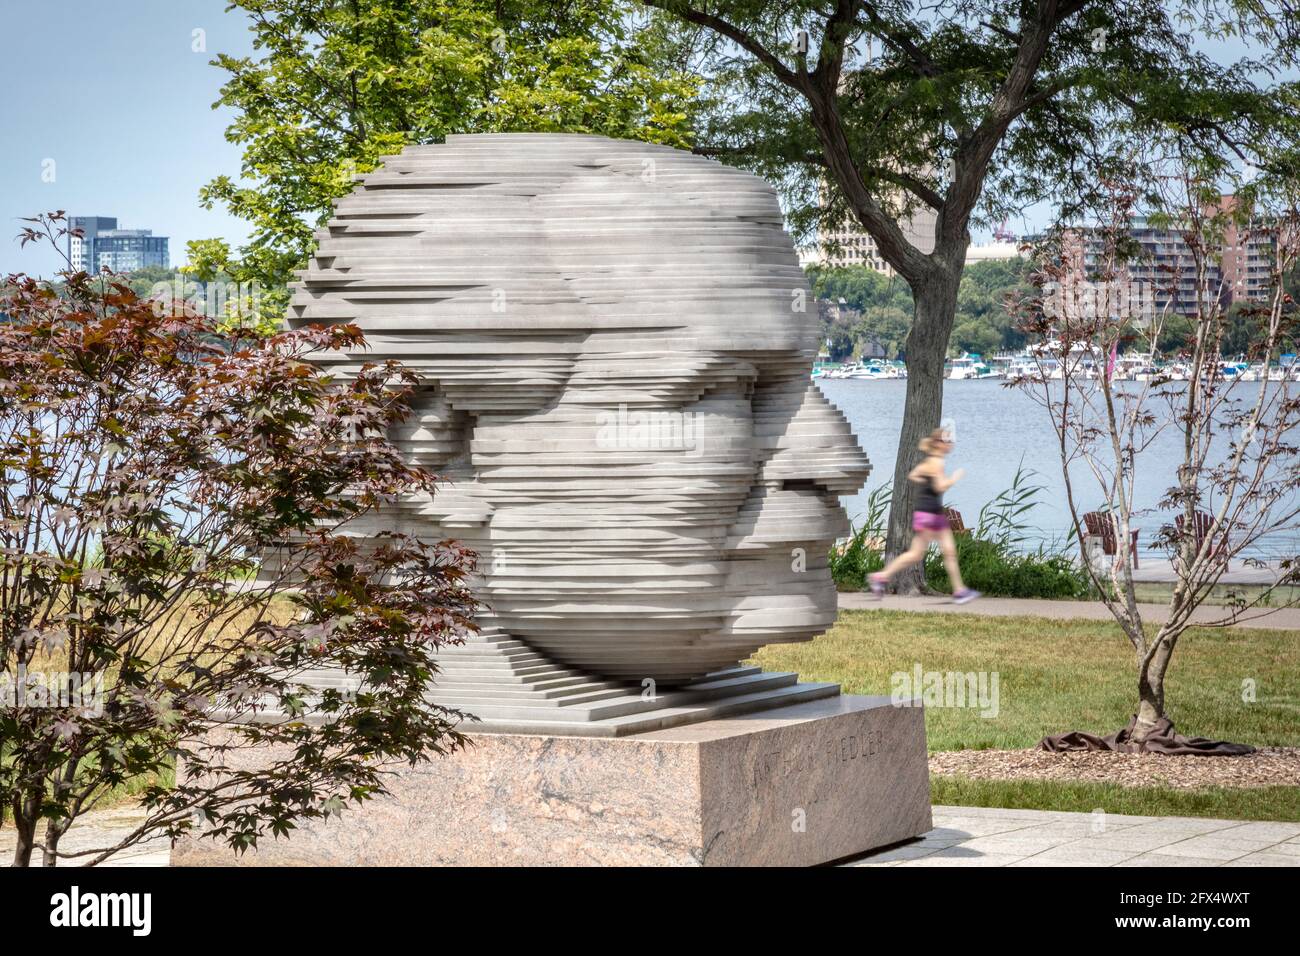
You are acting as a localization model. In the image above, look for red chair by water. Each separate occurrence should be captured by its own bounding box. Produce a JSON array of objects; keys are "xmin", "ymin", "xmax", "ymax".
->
[
  {"xmin": 1175, "ymin": 510, "xmax": 1229, "ymax": 565},
  {"xmin": 944, "ymin": 507, "xmax": 970, "ymax": 535},
  {"xmin": 1082, "ymin": 511, "xmax": 1140, "ymax": 569}
]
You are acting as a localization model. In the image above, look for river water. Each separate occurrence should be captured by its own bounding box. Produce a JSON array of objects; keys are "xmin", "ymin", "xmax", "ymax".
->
[{"xmin": 817, "ymin": 377, "xmax": 1298, "ymax": 559}]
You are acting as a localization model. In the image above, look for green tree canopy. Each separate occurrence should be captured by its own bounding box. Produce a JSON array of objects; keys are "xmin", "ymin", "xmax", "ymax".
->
[
  {"xmin": 812, "ymin": 258, "xmax": 1032, "ymax": 358},
  {"xmin": 202, "ymin": 0, "xmax": 699, "ymax": 312}
]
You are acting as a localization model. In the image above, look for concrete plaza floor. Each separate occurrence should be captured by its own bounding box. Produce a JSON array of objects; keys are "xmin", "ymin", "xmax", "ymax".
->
[
  {"xmin": 3, "ymin": 804, "xmax": 1297, "ymax": 867},
  {"xmin": 845, "ymin": 806, "xmax": 1300, "ymax": 867}
]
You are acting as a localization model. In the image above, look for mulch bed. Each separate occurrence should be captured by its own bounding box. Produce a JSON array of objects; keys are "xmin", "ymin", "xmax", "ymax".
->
[{"xmin": 930, "ymin": 747, "xmax": 1300, "ymax": 790}]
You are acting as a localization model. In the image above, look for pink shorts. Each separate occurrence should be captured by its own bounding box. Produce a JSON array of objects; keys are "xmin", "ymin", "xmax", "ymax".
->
[{"xmin": 912, "ymin": 511, "xmax": 949, "ymax": 533}]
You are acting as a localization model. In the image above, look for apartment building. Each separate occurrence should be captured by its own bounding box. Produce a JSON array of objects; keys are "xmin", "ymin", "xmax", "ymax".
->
[{"xmin": 68, "ymin": 216, "xmax": 169, "ymax": 273}]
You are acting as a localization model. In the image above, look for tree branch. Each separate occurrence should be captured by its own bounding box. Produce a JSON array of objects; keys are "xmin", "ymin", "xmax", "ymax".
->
[
  {"xmin": 944, "ymin": 0, "xmax": 1095, "ymax": 242},
  {"xmin": 638, "ymin": 1, "xmax": 807, "ymax": 91}
]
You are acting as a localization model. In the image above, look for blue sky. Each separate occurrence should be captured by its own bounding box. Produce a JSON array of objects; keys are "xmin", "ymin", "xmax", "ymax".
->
[
  {"xmin": 1, "ymin": 0, "xmax": 254, "ymax": 277},
  {"xmin": 1, "ymin": 2, "xmax": 1287, "ymax": 278}
]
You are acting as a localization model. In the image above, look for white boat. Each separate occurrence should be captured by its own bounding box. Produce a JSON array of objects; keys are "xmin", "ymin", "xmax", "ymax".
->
[
  {"xmin": 838, "ymin": 365, "xmax": 877, "ymax": 380},
  {"xmin": 840, "ymin": 360, "xmax": 902, "ymax": 380},
  {"xmin": 1003, "ymin": 352, "xmax": 1065, "ymax": 380},
  {"xmin": 1218, "ymin": 361, "xmax": 1251, "ymax": 382},
  {"xmin": 1029, "ymin": 340, "xmax": 1104, "ymax": 380},
  {"xmin": 1113, "ymin": 353, "xmax": 1154, "ymax": 381},
  {"xmin": 1003, "ymin": 355, "xmax": 1041, "ymax": 379},
  {"xmin": 947, "ymin": 353, "xmax": 999, "ymax": 380}
]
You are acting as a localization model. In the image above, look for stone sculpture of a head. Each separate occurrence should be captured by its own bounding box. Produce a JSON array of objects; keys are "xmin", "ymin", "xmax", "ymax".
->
[{"xmin": 289, "ymin": 133, "xmax": 869, "ymax": 684}]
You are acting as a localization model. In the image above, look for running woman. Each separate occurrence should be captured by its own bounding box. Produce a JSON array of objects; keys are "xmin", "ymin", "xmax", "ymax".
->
[{"xmin": 869, "ymin": 428, "xmax": 980, "ymax": 604}]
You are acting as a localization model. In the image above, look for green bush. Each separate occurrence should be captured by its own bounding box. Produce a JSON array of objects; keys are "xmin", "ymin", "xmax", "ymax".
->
[{"xmin": 923, "ymin": 535, "xmax": 1090, "ymax": 599}]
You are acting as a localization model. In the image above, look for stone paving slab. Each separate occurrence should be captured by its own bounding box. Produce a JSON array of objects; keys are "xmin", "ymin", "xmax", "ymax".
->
[
  {"xmin": 839, "ymin": 592, "xmax": 1300, "ymax": 629},
  {"xmin": 3, "ymin": 803, "xmax": 1297, "ymax": 867},
  {"xmin": 845, "ymin": 806, "xmax": 1300, "ymax": 867}
]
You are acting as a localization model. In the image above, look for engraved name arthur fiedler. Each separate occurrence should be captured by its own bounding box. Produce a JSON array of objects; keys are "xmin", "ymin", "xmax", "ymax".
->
[{"xmin": 751, "ymin": 722, "xmax": 884, "ymax": 789}]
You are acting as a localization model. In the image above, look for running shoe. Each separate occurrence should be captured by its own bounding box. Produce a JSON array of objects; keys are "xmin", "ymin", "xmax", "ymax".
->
[
  {"xmin": 868, "ymin": 573, "xmax": 886, "ymax": 598},
  {"xmin": 952, "ymin": 588, "xmax": 981, "ymax": 605}
]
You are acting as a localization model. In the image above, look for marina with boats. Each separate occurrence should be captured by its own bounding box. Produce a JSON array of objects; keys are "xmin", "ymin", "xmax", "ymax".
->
[{"xmin": 814, "ymin": 350, "xmax": 1300, "ymax": 382}]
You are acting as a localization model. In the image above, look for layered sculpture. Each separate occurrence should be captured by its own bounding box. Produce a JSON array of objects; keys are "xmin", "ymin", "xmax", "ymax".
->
[{"xmin": 288, "ymin": 133, "xmax": 870, "ymax": 689}]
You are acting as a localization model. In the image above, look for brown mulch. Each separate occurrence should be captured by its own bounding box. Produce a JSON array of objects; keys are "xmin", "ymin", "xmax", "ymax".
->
[{"xmin": 930, "ymin": 747, "xmax": 1300, "ymax": 790}]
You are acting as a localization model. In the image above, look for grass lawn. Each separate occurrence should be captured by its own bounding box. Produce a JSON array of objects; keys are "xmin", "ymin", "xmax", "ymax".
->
[
  {"xmin": 931, "ymin": 778, "xmax": 1300, "ymax": 821},
  {"xmin": 750, "ymin": 609, "xmax": 1300, "ymax": 819},
  {"xmin": 1130, "ymin": 581, "xmax": 1300, "ymax": 608}
]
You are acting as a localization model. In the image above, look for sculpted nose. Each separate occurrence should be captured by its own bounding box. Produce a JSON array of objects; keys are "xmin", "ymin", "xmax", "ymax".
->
[
  {"xmin": 723, "ymin": 382, "xmax": 870, "ymax": 551},
  {"xmin": 755, "ymin": 382, "xmax": 871, "ymax": 495}
]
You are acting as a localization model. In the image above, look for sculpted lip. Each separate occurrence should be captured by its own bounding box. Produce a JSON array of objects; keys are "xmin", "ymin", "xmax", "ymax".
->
[{"xmin": 289, "ymin": 132, "xmax": 870, "ymax": 683}]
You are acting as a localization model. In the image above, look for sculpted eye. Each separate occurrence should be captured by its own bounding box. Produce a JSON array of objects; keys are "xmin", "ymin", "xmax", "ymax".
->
[{"xmin": 782, "ymin": 479, "xmax": 818, "ymax": 491}]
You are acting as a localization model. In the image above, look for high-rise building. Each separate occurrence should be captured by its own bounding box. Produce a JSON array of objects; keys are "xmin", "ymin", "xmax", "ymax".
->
[
  {"xmin": 817, "ymin": 216, "xmax": 1026, "ymax": 273},
  {"xmin": 68, "ymin": 216, "xmax": 118, "ymax": 273},
  {"xmin": 67, "ymin": 216, "xmax": 169, "ymax": 273},
  {"xmin": 1067, "ymin": 196, "xmax": 1274, "ymax": 318},
  {"xmin": 818, "ymin": 206, "xmax": 936, "ymax": 274}
]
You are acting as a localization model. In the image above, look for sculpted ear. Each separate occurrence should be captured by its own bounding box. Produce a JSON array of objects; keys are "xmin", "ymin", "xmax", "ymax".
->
[
  {"xmin": 565, "ymin": 351, "xmax": 758, "ymax": 406},
  {"xmin": 404, "ymin": 352, "xmax": 578, "ymax": 415}
]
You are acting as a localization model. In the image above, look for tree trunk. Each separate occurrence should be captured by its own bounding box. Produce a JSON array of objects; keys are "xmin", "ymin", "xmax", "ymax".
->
[
  {"xmin": 10, "ymin": 796, "xmax": 38, "ymax": 867},
  {"xmin": 42, "ymin": 818, "xmax": 71, "ymax": 868},
  {"xmin": 1133, "ymin": 634, "xmax": 1174, "ymax": 741},
  {"xmin": 885, "ymin": 265, "xmax": 962, "ymax": 593},
  {"xmin": 12, "ymin": 826, "xmax": 37, "ymax": 867}
]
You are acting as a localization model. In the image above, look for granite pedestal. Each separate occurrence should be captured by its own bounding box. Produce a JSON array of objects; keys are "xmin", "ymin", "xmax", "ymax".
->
[{"xmin": 172, "ymin": 693, "xmax": 930, "ymax": 867}]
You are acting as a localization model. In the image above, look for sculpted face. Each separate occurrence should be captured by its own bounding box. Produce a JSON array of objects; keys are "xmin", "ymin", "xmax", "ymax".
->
[{"xmin": 290, "ymin": 133, "xmax": 869, "ymax": 683}]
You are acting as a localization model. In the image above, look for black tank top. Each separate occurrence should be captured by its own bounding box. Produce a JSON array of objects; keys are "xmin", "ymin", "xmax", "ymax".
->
[{"xmin": 914, "ymin": 471, "xmax": 943, "ymax": 514}]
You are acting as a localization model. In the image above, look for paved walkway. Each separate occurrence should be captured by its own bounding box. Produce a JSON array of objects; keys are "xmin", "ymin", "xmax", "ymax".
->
[
  {"xmin": 4, "ymin": 804, "xmax": 1296, "ymax": 867},
  {"xmin": 840, "ymin": 591, "xmax": 1300, "ymax": 629},
  {"xmin": 846, "ymin": 806, "xmax": 1300, "ymax": 867},
  {"xmin": 0, "ymin": 806, "xmax": 169, "ymax": 867},
  {"xmin": 1130, "ymin": 558, "xmax": 1286, "ymax": 586}
]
